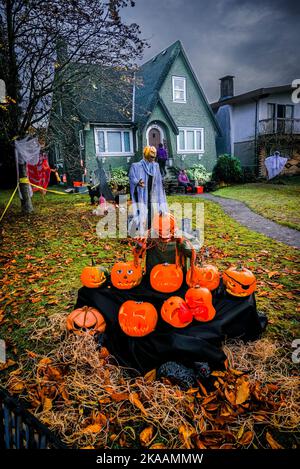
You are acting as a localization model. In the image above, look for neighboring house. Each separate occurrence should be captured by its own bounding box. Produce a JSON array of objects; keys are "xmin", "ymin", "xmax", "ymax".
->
[
  {"xmin": 211, "ymin": 76, "xmax": 300, "ymax": 176},
  {"xmin": 49, "ymin": 40, "xmax": 220, "ymax": 183}
]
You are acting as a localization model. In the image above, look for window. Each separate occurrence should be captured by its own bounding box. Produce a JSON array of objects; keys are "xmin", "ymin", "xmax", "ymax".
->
[
  {"xmin": 172, "ymin": 76, "xmax": 186, "ymax": 103},
  {"xmin": 79, "ymin": 130, "xmax": 84, "ymax": 149},
  {"xmin": 177, "ymin": 128, "xmax": 204, "ymax": 153},
  {"xmin": 94, "ymin": 128, "xmax": 133, "ymax": 155}
]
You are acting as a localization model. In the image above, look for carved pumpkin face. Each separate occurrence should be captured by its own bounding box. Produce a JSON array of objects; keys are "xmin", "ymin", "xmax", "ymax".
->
[
  {"xmin": 161, "ymin": 296, "xmax": 192, "ymax": 328},
  {"xmin": 186, "ymin": 263, "xmax": 220, "ymax": 291},
  {"xmin": 143, "ymin": 146, "xmax": 157, "ymax": 160},
  {"xmin": 118, "ymin": 300, "xmax": 158, "ymax": 337},
  {"xmin": 150, "ymin": 263, "xmax": 183, "ymax": 293},
  {"xmin": 80, "ymin": 263, "xmax": 109, "ymax": 288},
  {"xmin": 223, "ymin": 265, "xmax": 256, "ymax": 297},
  {"xmin": 111, "ymin": 260, "xmax": 143, "ymax": 290},
  {"xmin": 152, "ymin": 212, "xmax": 177, "ymax": 240},
  {"xmin": 66, "ymin": 306, "xmax": 106, "ymax": 335},
  {"xmin": 185, "ymin": 286, "xmax": 216, "ymax": 322}
]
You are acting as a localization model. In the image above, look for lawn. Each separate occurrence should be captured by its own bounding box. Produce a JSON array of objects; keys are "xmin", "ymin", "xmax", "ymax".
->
[
  {"xmin": 0, "ymin": 190, "xmax": 299, "ymax": 449},
  {"xmin": 213, "ymin": 181, "xmax": 300, "ymax": 231}
]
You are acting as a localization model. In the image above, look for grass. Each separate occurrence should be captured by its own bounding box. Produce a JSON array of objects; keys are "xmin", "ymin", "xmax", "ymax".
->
[
  {"xmin": 0, "ymin": 189, "xmax": 299, "ymax": 448},
  {"xmin": 213, "ymin": 180, "xmax": 300, "ymax": 231}
]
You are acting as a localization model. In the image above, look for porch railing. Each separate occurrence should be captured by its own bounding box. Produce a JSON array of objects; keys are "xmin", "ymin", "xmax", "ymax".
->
[{"xmin": 259, "ymin": 118, "xmax": 300, "ymax": 135}]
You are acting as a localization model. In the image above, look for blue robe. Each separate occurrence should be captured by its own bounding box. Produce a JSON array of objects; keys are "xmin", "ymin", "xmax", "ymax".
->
[{"xmin": 129, "ymin": 159, "xmax": 168, "ymax": 236}]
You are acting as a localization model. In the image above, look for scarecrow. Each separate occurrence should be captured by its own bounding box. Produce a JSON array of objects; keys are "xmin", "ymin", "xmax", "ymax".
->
[{"xmin": 129, "ymin": 146, "xmax": 167, "ymax": 236}]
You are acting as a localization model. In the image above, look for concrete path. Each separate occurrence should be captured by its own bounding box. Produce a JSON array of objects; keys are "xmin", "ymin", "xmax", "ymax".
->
[{"xmin": 194, "ymin": 193, "xmax": 300, "ymax": 249}]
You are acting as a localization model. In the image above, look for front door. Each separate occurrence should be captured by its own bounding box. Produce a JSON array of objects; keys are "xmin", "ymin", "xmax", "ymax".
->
[{"xmin": 148, "ymin": 128, "xmax": 161, "ymax": 148}]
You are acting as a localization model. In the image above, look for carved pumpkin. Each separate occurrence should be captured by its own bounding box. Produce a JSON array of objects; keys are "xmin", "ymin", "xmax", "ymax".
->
[
  {"xmin": 111, "ymin": 260, "xmax": 143, "ymax": 290},
  {"xmin": 143, "ymin": 145, "xmax": 157, "ymax": 159},
  {"xmin": 66, "ymin": 306, "xmax": 106, "ymax": 335},
  {"xmin": 186, "ymin": 249, "xmax": 220, "ymax": 291},
  {"xmin": 118, "ymin": 300, "xmax": 158, "ymax": 337},
  {"xmin": 185, "ymin": 286, "xmax": 216, "ymax": 322},
  {"xmin": 150, "ymin": 243, "xmax": 183, "ymax": 293},
  {"xmin": 80, "ymin": 260, "xmax": 109, "ymax": 288},
  {"xmin": 161, "ymin": 297, "xmax": 192, "ymax": 328},
  {"xmin": 223, "ymin": 264, "xmax": 256, "ymax": 297},
  {"xmin": 152, "ymin": 212, "xmax": 177, "ymax": 240},
  {"xmin": 150, "ymin": 263, "xmax": 183, "ymax": 293}
]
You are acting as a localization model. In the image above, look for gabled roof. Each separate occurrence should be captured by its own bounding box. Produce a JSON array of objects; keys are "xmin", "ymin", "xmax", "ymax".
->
[
  {"xmin": 135, "ymin": 40, "xmax": 221, "ymax": 135},
  {"xmin": 211, "ymin": 84, "xmax": 292, "ymax": 110}
]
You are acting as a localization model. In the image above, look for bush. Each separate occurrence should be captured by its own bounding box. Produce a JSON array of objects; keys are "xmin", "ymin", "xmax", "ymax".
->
[
  {"xmin": 108, "ymin": 167, "xmax": 129, "ymax": 191},
  {"xmin": 212, "ymin": 154, "xmax": 243, "ymax": 183},
  {"xmin": 186, "ymin": 164, "xmax": 211, "ymax": 185}
]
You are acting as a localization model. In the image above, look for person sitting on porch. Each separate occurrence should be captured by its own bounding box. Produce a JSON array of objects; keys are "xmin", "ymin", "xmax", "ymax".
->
[
  {"xmin": 156, "ymin": 143, "xmax": 168, "ymax": 177},
  {"xmin": 178, "ymin": 170, "xmax": 194, "ymax": 193}
]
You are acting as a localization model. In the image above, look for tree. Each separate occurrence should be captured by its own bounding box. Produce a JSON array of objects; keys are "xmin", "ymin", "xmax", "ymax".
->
[{"xmin": 0, "ymin": 0, "xmax": 146, "ymax": 212}]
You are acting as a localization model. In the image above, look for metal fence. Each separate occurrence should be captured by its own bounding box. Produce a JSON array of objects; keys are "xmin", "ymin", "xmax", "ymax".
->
[{"xmin": 0, "ymin": 387, "xmax": 66, "ymax": 449}]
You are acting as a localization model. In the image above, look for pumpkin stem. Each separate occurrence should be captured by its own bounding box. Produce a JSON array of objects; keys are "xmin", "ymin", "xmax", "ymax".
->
[
  {"xmin": 91, "ymin": 258, "xmax": 96, "ymax": 266},
  {"xmin": 237, "ymin": 262, "xmax": 243, "ymax": 271}
]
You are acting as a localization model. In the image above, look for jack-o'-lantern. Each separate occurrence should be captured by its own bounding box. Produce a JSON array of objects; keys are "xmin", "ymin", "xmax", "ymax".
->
[
  {"xmin": 118, "ymin": 300, "xmax": 158, "ymax": 337},
  {"xmin": 185, "ymin": 286, "xmax": 216, "ymax": 322},
  {"xmin": 223, "ymin": 264, "xmax": 256, "ymax": 297},
  {"xmin": 150, "ymin": 246, "xmax": 183, "ymax": 293},
  {"xmin": 80, "ymin": 260, "xmax": 109, "ymax": 288},
  {"xmin": 152, "ymin": 212, "xmax": 177, "ymax": 240},
  {"xmin": 66, "ymin": 306, "xmax": 106, "ymax": 335},
  {"xmin": 111, "ymin": 259, "xmax": 143, "ymax": 290},
  {"xmin": 161, "ymin": 297, "xmax": 192, "ymax": 328},
  {"xmin": 186, "ymin": 249, "xmax": 220, "ymax": 291},
  {"xmin": 143, "ymin": 146, "xmax": 157, "ymax": 159}
]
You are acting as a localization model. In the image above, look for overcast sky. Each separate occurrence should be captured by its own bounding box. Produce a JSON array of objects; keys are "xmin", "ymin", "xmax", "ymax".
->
[{"xmin": 122, "ymin": 0, "xmax": 300, "ymax": 102}]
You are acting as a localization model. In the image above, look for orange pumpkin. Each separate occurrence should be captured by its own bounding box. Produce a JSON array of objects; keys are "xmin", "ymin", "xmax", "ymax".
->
[
  {"xmin": 152, "ymin": 212, "xmax": 177, "ymax": 240},
  {"xmin": 66, "ymin": 306, "xmax": 106, "ymax": 335},
  {"xmin": 161, "ymin": 296, "xmax": 192, "ymax": 328},
  {"xmin": 150, "ymin": 263, "xmax": 183, "ymax": 293},
  {"xmin": 80, "ymin": 260, "xmax": 109, "ymax": 288},
  {"xmin": 185, "ymin": 286, "xmax": 216, "ymax": 322},
  {"xmin": 143, "ymin": 145, "xmax": 157, "ymax": 159},
  {"xmin": 186, "ymin": 249, "xmax": 220, "ymax": 291},
  {"xmin": 223, "ymin": 264, "xmax": 256, "ymax": 297},
  {"xmin": 118, "ymin": 300, "xmax": 158, "ymax": 337},
  {"xmin": 111, "ymin": 260, "xmax": 143, "ymax": 290}
]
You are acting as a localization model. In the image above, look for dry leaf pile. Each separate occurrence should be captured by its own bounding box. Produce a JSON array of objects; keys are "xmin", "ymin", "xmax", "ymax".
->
[{"xmin": 3, "ymin": 314, "xmax": 299, "ymax": 449}]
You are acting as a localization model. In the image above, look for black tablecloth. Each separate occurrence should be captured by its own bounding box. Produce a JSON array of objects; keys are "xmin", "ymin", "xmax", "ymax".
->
[{"xmin": 75, "ymin": 277, "xmax": 267, "ymax": 373}]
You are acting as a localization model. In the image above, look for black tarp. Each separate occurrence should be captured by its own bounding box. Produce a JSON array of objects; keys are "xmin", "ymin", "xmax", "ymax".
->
[{"xmin": 75, "ymin": 277, "xmax": 267, "ymax": 373}]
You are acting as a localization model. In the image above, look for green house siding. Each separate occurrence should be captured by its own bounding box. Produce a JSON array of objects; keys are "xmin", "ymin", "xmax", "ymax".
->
[{"xmin": 147, "ymin": 53, "xmax": 217, "ymax": 171}]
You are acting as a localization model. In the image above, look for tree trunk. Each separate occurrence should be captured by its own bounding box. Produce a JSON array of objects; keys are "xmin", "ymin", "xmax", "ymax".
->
[{"xmin": 18, "ymin": 162, "xmax": 33, "ymax": 213}]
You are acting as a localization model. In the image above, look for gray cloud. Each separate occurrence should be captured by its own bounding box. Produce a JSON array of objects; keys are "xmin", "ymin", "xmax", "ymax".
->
[{"xmin": 122, "ymin": 0, "xmax": 300, "ymax": 102}]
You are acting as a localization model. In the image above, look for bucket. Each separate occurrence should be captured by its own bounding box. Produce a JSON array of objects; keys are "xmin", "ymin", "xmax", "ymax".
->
[{"xmin": 195, "ymin": 186, "xmax": 204, "ymax": 194}]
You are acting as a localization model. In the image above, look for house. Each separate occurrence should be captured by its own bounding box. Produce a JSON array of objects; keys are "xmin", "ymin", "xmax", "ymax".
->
[
  {"xmin": 211, "ymin": 76, "xmax": 300, "ymax": 176},
  {"xmin": 49, "ymin": 40, "xmax": 221, "ymax": 183}
]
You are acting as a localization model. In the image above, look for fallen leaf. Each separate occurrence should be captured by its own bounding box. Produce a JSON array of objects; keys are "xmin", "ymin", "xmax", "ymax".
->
[
  {"xmin": 179, "ymin": 425, "xmax": 196, "ymax": 449},
  {"xmin": 265, "ymin": 432, "xmax": 283, "ymax": 449},
  {"xmin": 129, "ymin": 392, "xmax": 147, "ymax": 415},
  {"xmin": 144, "ymin": 368, "xmax": 156, "ymax": 383},
  {"xmin": 43, "ymin": 397, "xmax": 53, "ymax": 411},
  {"xmin": 239, "ymin": 431, "xmax": 253, "ymax": 446},
  {"xmin": 235, "ymin": 377, "xmax": 250, "ymax": 405},
  {"xmin": 139, "ymin": 426, "xmax": 154, "ymax": 447},
  {"xmin": 149, "ymin": 443, "xmax": 167, "ymax": 449},
  {"xmin": 82, "ymin": 424, "xmax": 102, "ymax": 434}
]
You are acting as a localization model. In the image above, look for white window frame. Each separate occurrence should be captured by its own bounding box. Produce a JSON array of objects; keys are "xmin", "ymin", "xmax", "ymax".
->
[
  {"xmin": 177, "ymin": 127, "xmax": 204, "ymax": 153},
  {"xmin": 79, "ymin": 130, "xmax": 84, "ymax": 149},
  {"xmin": 94, "ymin": 128, "xmax": 134, "ymax": 156},
  {"xmin": 172, "ymin": 76, "xmax": 186, "ymax": 103}
]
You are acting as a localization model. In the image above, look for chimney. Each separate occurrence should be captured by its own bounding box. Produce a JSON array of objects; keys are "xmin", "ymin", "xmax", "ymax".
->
[{"xmin": 219, "ymin": 75, "xmax": 235, "ymax": 100}]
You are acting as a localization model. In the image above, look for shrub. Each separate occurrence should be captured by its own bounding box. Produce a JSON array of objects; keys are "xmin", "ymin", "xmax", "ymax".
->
[
  {"xmin": 242, "ymin": 167, "xmax": 257, "ymax": 183},
  {"xmin": 186, "ymin": 164, "xmax": 211, "ymax": 185},
  {"xmin": 212, "ymin": 154, "xmax": 243, "ymax": 183},
  {"xmin": 108, "ymin": 167, "xmax": 129, "ymax": 191}
]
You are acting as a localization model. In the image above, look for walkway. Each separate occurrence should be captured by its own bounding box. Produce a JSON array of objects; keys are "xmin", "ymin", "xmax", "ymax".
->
[{"xmin": 195, "ymin": 193, "xmax": 300, "ymax": 249}]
